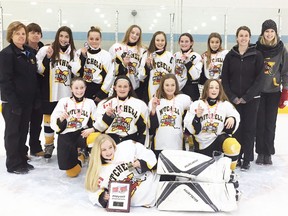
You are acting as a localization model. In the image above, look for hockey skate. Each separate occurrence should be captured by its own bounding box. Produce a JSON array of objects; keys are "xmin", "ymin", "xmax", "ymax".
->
[
  {"xmin": 78, "ymin": 147, "xmax": 89, "ymax": 167},
  {"xmin": 44, "ymin": 144, "xmax": 55, "ymax": 162}
]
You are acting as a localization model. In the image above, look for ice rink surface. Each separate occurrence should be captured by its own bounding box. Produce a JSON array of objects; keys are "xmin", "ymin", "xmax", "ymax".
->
[{"xmin": 0, "ymin": 114, "xmax": 288, "ymax": 216}]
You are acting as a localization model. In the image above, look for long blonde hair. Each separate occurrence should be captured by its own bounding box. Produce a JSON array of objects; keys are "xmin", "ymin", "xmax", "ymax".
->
[{"xmin": 85, "ymin": 134, "xmax": 117, "ymax": 192}]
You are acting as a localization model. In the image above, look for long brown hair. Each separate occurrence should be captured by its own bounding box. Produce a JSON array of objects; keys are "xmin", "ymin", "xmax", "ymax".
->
[
  {"xmin": 122, "ymin": 25, "xmax": 143, "ymax": 53},
  {"xmin": 201, "ymin": 79, "xmax": 229, "ymax": 102},
  {"xmin": 156, "ymin": 74, "xmax": 180, "ymax": 99},
  {"xmin": 147, "ymin": 31, "xmax": 167, "ymax": 55},
  {"xmin": 204, "ymin": 32, "xmax": 224, "ymax": 68},
  {"xmin": 51, "ymin": 26, "xmax": 76, "ymax": 67}
]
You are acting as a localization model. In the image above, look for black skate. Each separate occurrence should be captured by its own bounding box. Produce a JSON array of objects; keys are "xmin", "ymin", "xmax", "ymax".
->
[
  {"xmin": 78, "ymin": 147, "xmax": 89, "ymax": 166},
  {"xmin": 44, "ymin": 144, "xmax": 55, "ymax": 161},
  {"xmin": 229, "ymin": 171, "xmax": 241, "ymax": 201}
]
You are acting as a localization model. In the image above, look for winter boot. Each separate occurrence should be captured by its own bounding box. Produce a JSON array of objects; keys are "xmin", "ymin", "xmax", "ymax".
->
[
  {"xmin": 264, "ymin": 155, "xmax": 272, "ymax": 165},
  {"xmin": 255, "ymin": 154, "xmax": 264, "ymax": 165}
]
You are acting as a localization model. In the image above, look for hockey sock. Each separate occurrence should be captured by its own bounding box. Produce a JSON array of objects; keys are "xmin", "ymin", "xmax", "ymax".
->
[{"xmin": 43, "ymin": 114, "xmax": 54, "ymax": 144}]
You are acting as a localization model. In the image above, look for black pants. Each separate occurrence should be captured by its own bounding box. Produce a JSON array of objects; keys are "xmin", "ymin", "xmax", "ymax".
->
[
  {"xmin": 181, "ymin": 82, "xmax": 200, "ymax": 101},
  {"xmin": 256, "ymin": 92, "xmax": 281, "ymax": 155},
  {"xmin": 2, "ymin": 103, "xmax": 33, "ymax": 172},
  {"xmin": 57, "ymin": 130, "xmax": 86, "ymax": 170},
  {"xmin": 29, "ymin": 106, "xmax": 43, "ymax": 154},
  {"xmin": 233, "ymin": 98, "xmax": 260, "ymax": 162}
]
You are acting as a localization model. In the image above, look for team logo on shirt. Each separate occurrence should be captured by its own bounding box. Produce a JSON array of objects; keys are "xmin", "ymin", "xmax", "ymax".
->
[
  {"xmin": 111, "ymin": 117, "xmax": 133, "ymax": 132},
  {"xmin": 127, "ymin": 62, "xmax": 138, "ymax": 75},
  {"xmin": 175, "ymin": 63, "xmax": 185, "ymax": 77},
  {"xmin": 160, "ymin": 114, "xmax": 176, "ymax": 127},
  {"xmin": 108, "ymin": 162, "xmax": 147, "ymax": 197},
  {"xmin": 67, "ymin": 117, "xmax": 84, "ymax": 129},
  {"xmin": 83, "ymin": 67, "xmax": 96, "ymax": 82},
  {"xmin": 55, "ymin": 69, "xmax": 69, "ymax": 85},
  {"xmin": 202, "ymin": 122, "xmax": 219, "ymax": 134},
  {"xmin": 209, "ymin": 64, "xmax": 221, "ymax": 78},
  {"xmin": 264, "ymin": 61, "xmax": 276, "ymax": 76},
  {"xmin": 152, "ymin": 71, "xmax": 165, "ymax": 85},
  {"xmin": 122, "ymin": 173, "xmax": 146, "ymax": 197}
]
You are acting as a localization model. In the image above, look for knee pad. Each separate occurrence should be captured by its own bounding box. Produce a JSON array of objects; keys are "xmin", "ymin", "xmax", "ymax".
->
[
  {"xmin": 66, "ymin": 164, "xmax": 81, "ymax": 177},
  {"xmin": 222, "ymin": 137, "xmax": 241, "ymax": 170},
  {"xmin": 86, "ymin": 132, "xmax": 101, "ymax": 148},
  {"xmin": 222, "ymin": 137, "xmax": 241, "ymax": 156}
]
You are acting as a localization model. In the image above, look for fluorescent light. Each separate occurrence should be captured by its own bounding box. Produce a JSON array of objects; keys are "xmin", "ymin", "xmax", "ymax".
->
[
  {"xmin": 46, "ymin": 8, "xmax": 53, "ymax": 13},
  {"xmin": 211, "ymin": 16, "xmax": 217, "ymax": 21}
]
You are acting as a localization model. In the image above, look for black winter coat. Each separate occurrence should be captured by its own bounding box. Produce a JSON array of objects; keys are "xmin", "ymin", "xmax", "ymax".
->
[
  {"xmin": 222, "ymin": 44, "xmax": 265, "ymax": 103},
  {"xmin": 0, "ymin": 42, "xmax": 39, "ymax": 110}
]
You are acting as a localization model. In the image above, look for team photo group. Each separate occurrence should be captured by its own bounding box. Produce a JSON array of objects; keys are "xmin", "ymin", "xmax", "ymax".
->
[{"xmin": 0, "ymin": 17, "xmax": 287, "ymax": 212}]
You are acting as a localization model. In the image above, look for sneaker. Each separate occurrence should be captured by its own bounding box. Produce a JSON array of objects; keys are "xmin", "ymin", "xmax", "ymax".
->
[
  {"xmin": 44, "ymin": 144, "xmax": 55, "ymax": 159},
  {"xmin": 31, "ymin": 151, "xmax": 45, "ymax": 157},
  {"xmin": 264, "ymin": 155, "xmax": 272, "ymax": 165},
  {"xmin": 255, "ymin": 154, "xmax": 264, "ymax": 165},
  {"xmin": 8, "ymin": 167, "xmax": 29, "ymax": 174},
  {"xmin": 241, "ymin": 161, "xmax": 250, "ymax": 171}
]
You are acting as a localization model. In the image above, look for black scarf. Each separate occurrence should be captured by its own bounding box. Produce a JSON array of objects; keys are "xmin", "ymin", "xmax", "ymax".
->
[{"xmin": 256, "ymin": 40, "xmax": 283, "ymax": 58}]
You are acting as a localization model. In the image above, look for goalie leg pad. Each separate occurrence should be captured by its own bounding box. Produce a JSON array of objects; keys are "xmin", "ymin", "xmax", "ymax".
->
[
  {"xmin": 222, "ymin": 138, "xmax": 241, "ymax": 170},
  {"xmin": 156, "ymin": 181, "xmax": 237, "ymax": 212},
  {"xmin": 157, "ymin": 150, "xmax": 232, "ymax": 182}
]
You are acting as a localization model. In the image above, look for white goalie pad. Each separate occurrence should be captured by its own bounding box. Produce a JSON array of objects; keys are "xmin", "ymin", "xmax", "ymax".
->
[
  {"xmin": 156, "ymin": 181, "xmax": 237, "ymax": 212},
  {"xmin": 157, "ymin": 150, "xmax": 232, "ymax": 183}
]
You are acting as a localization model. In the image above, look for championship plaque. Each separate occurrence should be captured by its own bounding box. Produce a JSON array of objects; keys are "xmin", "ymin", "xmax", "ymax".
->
[{"xmin": 106, "ymin": 181, "xmax": 132, "ymax": 212}]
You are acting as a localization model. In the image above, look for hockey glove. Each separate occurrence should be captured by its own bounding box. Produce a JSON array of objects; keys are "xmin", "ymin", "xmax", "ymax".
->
[{"xmin": 279, "ymin": 89, "xmax": 288, "ymax": 109}]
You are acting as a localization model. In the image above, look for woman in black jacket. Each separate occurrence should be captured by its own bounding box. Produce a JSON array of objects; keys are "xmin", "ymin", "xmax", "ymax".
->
[
  {"xmin": 0, "ymin": 21, "xmax": 39, "ymax": 174},
  {"xmin": 222, "ymin": 26, "xmax": 265, "ymax": 171}
]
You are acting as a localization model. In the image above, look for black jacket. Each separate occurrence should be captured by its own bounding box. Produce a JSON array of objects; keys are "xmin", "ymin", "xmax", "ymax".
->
[
  {"xmin": 0, "ymin": 42, "xmax": 39, "ymax": 110},
  {"xmin": 222, "ymin": 44, "xmax": 265, "ymax": 103}
]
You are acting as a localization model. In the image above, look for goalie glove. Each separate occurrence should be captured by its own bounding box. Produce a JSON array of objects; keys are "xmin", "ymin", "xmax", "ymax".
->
[{"xmin": 278, "ymin": 89, "xmax": 288, "ymax": 109}]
